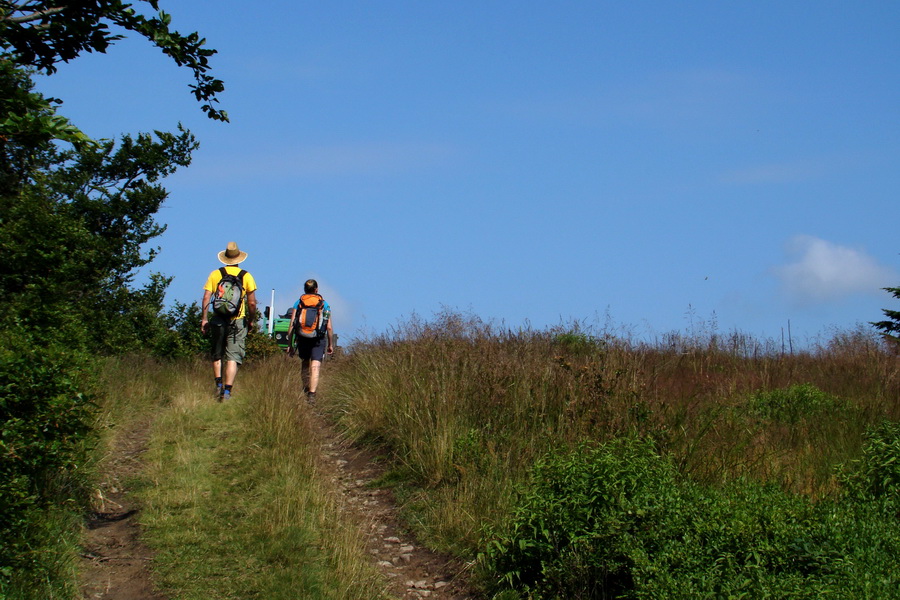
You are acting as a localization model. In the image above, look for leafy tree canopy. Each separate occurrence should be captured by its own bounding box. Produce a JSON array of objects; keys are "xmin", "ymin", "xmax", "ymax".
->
[
  {"xmin": 0, "ymin": 0, "xmax": 227, "ymax": 121},
  {"xmin": 0, "ymin": 34, "xmax": 201, "ymax": 353},
  {"xmin": 0, "ymin": 3, "xmax": 221, "ymax": 590}
]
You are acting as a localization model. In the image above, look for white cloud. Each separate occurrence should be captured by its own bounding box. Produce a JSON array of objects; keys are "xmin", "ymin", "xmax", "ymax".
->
[{"xmin": 773, "ymin": 235, "xmax": 897, "ymax": 304}]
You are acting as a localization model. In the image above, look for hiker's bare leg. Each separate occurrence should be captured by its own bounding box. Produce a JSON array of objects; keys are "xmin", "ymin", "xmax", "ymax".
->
[
  {"xmin": 223, "ymin": 361, "xmax": 238, "ymax": 386},
  {"xmin": 309, "ymin": 359, "xmax": 322, "ymax": 393},
  {"xmin": 213, "ymin": 360, "xmax": 222, "ymax": 379}
]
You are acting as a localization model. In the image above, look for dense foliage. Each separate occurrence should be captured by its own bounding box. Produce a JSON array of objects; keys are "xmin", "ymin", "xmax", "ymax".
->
[
  {"xmin": 1, "ymin": 3, "xmax": 224, "ymax": 594},
  {"xmin": 0, "ymin": 333, "xmax": 94, "ymax": 590},
  {"xmin": 481, "ymin": 434, "xmax": 900, "ymax": 599}
]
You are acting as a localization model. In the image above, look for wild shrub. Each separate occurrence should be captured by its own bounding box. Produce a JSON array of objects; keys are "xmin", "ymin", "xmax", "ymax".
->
[
  {"xmin": 153, "ymin": 300, "xmax": 209, "ymax": 358},
  {"xmin": 745, "ymin": 383, "xmax": 846, "ymax": 424},
  {"xmin": 481, "ymin": 437, "xmax": 678, "ymax": 598},
  {"xmin": 840, "ymin": 419, "xmax": 900, "ymax": 504},
  {"xmin": 480, "ymin": 437, "xmax": 900, "ymax": 599},
  {"xmin": 245, "ymin": 326, "xmax": 282, "ymax": 359},
  {"xmin": 553, "ymin": 331, "xmax": 606, "ymax": 357},
  {"xmin": 0, "ymin": 333, "xmax": 94, "ymax": 594}
]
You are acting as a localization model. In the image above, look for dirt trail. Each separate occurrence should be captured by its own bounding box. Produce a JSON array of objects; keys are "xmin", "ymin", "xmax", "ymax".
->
[
  {"xmin": 80, "ymin": 404, "xmax": 479, "ymax": 599},
  {"xmin": 308, "ymin": 406, "xmax": 477, "ymax": 599},
  {"xmin": 80, "ymin": 418, "xmax": 165, "ymax": 600}
]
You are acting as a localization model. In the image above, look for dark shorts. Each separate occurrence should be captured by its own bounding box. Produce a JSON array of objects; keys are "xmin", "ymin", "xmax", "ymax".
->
[
  {"xmin": 295, "ymin": 335, "xmax": 327, "ymax": 361},
  {"xmin": 210, "ymin": 318, "xmax": 247, "ymax": 364}
]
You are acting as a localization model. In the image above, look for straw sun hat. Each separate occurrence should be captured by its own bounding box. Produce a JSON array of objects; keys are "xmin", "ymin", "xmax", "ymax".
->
[{"xmin": 217, "ymin": 241, "xmax": 248, "ymax": 265}]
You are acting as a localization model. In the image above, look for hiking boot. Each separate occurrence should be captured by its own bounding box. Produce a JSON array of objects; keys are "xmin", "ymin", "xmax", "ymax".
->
[
  {"xmin": 306, "ymin": 391, "xmax": 316, "ymax": 404},
  {"xmin": 216, "ymin": 382, "xmax": 223, "ymax": 397},
  {"xmin": 223, "ymin": 389, "xmax": 232, "ymax": 401}
]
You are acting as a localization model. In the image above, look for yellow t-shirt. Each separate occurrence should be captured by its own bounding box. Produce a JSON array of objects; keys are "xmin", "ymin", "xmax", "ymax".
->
[{"xmin": 204, "ymin": 266, "xmax": 258, "ymax": 319}]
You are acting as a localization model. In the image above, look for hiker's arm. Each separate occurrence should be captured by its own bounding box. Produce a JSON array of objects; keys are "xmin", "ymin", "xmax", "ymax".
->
[
  {"xmin": 286, "ymin": 307, "xmax": 296, "ymax": 355},
  {"xmin": 286, "ymin": 307, "xmax": 295, "ymax": 340},
  {"xmin": 246, "ymin": 290, "xmax": 257, "ymax": 331},
  {"xmin": 326, "ymin": 317, "xmax": 334, "ymax": 354},
  {"xmin": 201, "ymin": 290, "xmax": 212, "ymax": 333}
]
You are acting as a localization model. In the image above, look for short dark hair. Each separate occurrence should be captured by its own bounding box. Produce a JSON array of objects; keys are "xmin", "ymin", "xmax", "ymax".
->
[{"xmin": 304, "ymin": 279, "xmax": 318, "ymax": 293}]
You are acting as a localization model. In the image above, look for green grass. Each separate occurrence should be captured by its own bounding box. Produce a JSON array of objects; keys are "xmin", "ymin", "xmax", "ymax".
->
[
  {"xmin": 0, "ymin": 504, "xmax": 83, "ymax": 600},
  {"xmin": 135, "ymin": 357, "xmax": 387, "ymax": 600}
]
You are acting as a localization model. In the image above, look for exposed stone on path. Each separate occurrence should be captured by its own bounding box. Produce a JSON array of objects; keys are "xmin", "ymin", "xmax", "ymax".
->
[{"xmin": 311, "ymin": 411, "xmax": 479, "ymax": 599}]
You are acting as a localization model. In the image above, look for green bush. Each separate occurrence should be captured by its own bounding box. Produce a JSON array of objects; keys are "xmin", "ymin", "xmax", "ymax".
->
[
  {"xmin": 0, "ymin": 332, "xmax": 94, "ymax": 591},
  {"xmin": 481, "ymin": 438, "xmax": 682, "ymax": 598},
  {"xmin": 840, "ymin": 419, "xmax": 900, "ymax": 504},
  {"xmin": 479, "ymin": 437, "xmax": 900, "ymax": 599},
  {"xmin": 245, "ymin": 326, "xmax": 282, "ymax": 359},
  {"xmin": 553, "ymin": 331, "xmax": 606, "ymax": 357},
  {"xmin": 746, "ymin": 383, "xmax": 845, "ymax": 424}
]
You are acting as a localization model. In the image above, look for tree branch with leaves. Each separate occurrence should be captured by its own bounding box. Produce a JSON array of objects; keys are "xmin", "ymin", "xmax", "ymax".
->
[
  {"xmin": 872, "ymin": 285, "xmax": 900, "ymax": 346},
  {"xmin": 0, "ymin": 0, "xmax": 227, "ymax": 121}
]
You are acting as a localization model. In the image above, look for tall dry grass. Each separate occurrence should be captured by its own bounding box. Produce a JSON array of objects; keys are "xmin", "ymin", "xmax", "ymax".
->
[{"xmin": 325, "ymin": 313, "xmax": 900, "ymax": 554}]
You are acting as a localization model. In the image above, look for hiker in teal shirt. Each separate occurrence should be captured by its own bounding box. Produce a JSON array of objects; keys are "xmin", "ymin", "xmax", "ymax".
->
[{"xmin": 287, "ymin": 279, "xmax": 333, "ymax": 402}]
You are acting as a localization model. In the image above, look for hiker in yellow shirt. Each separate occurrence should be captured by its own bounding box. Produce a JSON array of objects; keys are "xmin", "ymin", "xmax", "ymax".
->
[{"xmin": 200, "ymin": 242, "xmax": 258, "ymax": 400}]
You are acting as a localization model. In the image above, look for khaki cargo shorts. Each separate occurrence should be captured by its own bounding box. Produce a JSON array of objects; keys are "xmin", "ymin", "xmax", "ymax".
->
[{"xmin": 210, "ymin": 317, "xmax": 248, "ymax": 364}]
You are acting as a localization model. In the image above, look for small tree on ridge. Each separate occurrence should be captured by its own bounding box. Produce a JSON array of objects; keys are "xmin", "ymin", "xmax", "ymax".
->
[{"xmin": 872, "ymin": 285, "xmax": 900, "ymax": 345}]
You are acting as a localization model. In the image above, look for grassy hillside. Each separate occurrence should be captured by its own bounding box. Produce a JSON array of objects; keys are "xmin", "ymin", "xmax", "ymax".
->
[
  {"xmin": 77, "ymin": 315, "xmax": 900, "ymax": 599},
  {"xmin": 323, "ymin": 313, "xmax": 900, "ymax": 598}
]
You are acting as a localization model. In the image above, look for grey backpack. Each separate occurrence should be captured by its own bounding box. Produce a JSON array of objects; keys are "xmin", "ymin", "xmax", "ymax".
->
[{"xmin": 211, "ymin": 267, "xmax": 246, "ymax": 318}]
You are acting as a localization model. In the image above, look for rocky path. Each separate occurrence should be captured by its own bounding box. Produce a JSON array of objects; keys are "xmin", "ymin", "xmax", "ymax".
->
[
  {"xmin": 310, "ymin": 408, "xmax": 477, "ymax": 600},
  {"xmin": 80, "ymin": 405, "xmax": 479, "ymax": 599}
]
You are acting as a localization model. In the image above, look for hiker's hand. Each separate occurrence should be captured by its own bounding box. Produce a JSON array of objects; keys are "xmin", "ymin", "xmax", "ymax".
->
[
  {"xmin": 201, "ymin": 319, "xmax": 208, "ymax": 334},
  {"xmin": 327, "ymin": 345, "xmax": 334, "ymax": 355},
  {"xmin": 288, "ymin": 347, "xmax": 295, "ymax": 357}
]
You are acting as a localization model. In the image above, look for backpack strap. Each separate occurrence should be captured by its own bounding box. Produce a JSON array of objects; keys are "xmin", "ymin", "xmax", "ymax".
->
[
  {"xmin": 238, "ymin": 270, "xmax": 247, "ymax": 317},
  {"xmin": 218, "ymin": 266, "xmax": 246, "ymax": 280},
  {"xmin": 292, "ymin": 298, "xmax": 302, "ymax": 326}
]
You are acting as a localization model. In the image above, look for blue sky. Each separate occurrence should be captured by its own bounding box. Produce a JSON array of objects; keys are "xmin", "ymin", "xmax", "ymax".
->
[{"xmin": 34, "ymin": 1, "xmax": 900, "ymax": 344}]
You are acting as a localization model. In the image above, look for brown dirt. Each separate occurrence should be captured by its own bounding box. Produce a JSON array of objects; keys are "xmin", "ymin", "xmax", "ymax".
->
[
  {"xmin": 79, "ymin": 406, "xmax": 481, "ymax": 600},
  {"xmin": 80, "ymin": 418, "xmax": 166, "ymax": 600}
]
